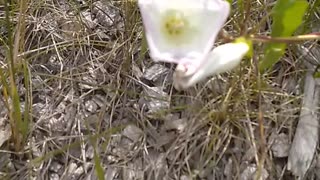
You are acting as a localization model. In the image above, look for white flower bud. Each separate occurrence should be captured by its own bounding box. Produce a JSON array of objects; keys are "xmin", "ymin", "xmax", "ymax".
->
[{"xmin": 173, "ymin": 42, "xmax": 250, "ymax": 90}]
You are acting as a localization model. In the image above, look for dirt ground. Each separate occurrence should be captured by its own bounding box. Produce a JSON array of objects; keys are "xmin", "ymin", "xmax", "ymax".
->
[{"xmin": 0, "ymin": 0, "xmax": 320, "ymax": 180}]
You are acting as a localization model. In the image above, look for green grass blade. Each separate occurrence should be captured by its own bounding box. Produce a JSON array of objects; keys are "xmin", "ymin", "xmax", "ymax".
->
[{"xmin": 93, "ymin": 148, "xmax": 105, "ymax": 180}]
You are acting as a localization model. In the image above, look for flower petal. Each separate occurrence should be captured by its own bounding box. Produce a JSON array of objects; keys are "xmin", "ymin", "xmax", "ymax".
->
[
  {"xmin": 173, "ymin": 42, "xmax": 250, "ymax": 90},
  {"xmin": 138, "ymin": 0, "xmax": 230, "ymax": 68}
]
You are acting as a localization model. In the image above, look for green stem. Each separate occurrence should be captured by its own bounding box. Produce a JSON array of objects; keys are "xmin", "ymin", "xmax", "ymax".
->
[{"xmin": 250, "ymin": 32, "xmax": 320, "ymax": 43}]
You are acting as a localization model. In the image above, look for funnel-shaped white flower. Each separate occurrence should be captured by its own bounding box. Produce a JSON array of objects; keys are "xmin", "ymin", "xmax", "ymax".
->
[
  {"xmin": 173, "ymin": 42, "xmax": 250, "ymax": 90},
  {"xmin": 138, "ymin": 0, "xmax": 230, "ymax": 70}
]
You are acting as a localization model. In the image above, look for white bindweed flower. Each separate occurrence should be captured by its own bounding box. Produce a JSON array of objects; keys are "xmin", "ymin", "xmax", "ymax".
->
[
  {"xmin": 138, "ymin": 0, "xmax": 230, "ymax": 70},
  {"xmin": 173, "ymin": 41, "xmax": 250, "ymax": 90}
]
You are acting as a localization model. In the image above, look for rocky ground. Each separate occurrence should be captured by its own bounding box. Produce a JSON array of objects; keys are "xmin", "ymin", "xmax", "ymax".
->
[{"xmin": 0, "ymin": 0, "xmax": 320, "ymax": 180}]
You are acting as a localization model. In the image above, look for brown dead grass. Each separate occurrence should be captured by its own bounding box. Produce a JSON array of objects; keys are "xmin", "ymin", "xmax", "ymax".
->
[{"xmin": 0, "ymin": 0, "xmax": 319, "ymax": 180}]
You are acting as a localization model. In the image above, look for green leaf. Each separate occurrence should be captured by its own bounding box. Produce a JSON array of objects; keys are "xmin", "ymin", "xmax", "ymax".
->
[
  {"xmin": 259, "ymin": 0, "xmax": 308, "ymax": 72},
  {"xmin": 93, "ymin": 148, "xmax": 105, "ymax": 180},
  {"xmin": 259, "ymin": 43, "xmax": 287, "ymax": 71}
]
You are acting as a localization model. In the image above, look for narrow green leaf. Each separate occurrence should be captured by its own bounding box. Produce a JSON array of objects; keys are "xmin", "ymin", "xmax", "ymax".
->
[
  {"xmin": 22, "ymin": 62, "xmax": 30, "ymax": 141},
  {"xmin": 259, "ymin": 0, "xmax": 308, "ymax": 71},
  {"xmin": 93, "ymin": 148, "xmax": 105, "ymax": 180}
]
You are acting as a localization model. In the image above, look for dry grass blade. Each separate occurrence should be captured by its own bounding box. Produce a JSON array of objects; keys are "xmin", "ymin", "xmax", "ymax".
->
[{"xmin": 0, "ymin": 0, "xmax": 319, "ymax": 179}]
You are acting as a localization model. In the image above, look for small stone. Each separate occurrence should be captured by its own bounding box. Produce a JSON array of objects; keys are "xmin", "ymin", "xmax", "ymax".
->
[
  {"xmin": 0, "ymin": 121, "xmax": 11, "ymax": 147},
  {"xmin": 80, "ymin": 76, "xmax": 97, "ymax": 89},
  {"xmin": 49, "ymin": 161, "xmax": 62, "ymax": 173},
  {"xmin": 146, "ymin": 150, "xmax": 167, "ymax": 173},
  {"xmin": 86, "ymin": 146, "xmax": 94, "ymax": 160},
  {"xmin": 107, "ymin": 155, "xmax": 118, "ymax": 163},
  {"xmin": 164, "ymin": 118, "xmax": 188, "ymax": 132},
  {"xmin": 92, "ymin": 94, "xmax": 107, "ymax": 108},
  {"xmin": 74, "ymin": 166, "xmax": 84, "ymax": 177},
  {"xmin": 208, "ymin": 76, "xmax": 227, "ymax": 95},
  {"xmin": 143, "ymin": 64, "xmax": 169, "ymax": 82},
  {"xmin": 180, "ymin": 175, "xmax": 192, "ymax": 180},
  {"xmin": 105, "ymin": 167, "xmax": 119, "ymax": 180},
  {"xmin": 81, "ymin": 10, "xmax": 97, "ymax": 29},
  {"xmin": 93, "ymin": 1, "xmax": 122, "ymax": 28},
  {"xmin": 269, "ymin": 133, "xmax": 290, "ymax": 158},
  {"xmin": 242, "ymin": 146, "xmax": 256, "ymax": 162},
  {"xmin": 67, "ymin": 162, "xmax": 78, "ymax": 174},
  {"xmin": 96, "ymin": 29, "xmax": 110, "ymax": 39},
  {"xmin": 85, "ymin": 99, "xmax": 98, "ymax": 113},
  {"xmin": 143, "ymin": 86, "xmax": 170, "ymax": 113},
  {"xmin": 224, "ymin": 158, "xmax": 233, "ymax": 179},
  {"xmin": 122, "ymin": 124, "xmax": 143, "ymax": 142},
  {"xmin": 0, "ymin": 152, "xmax": 10, "ymax": 170},
  {"xmin": 153, "ymin": 132, "xmax": 175, "ymax": 149},
  {"xmin": 240, "ymin": 164, "xmax": 268, "ymax": 180},
  {"xmin": 50, "ymin": 173, "xmax": 59, "ymax": 180},
  {"xmin": 122, "ymin": 159, "xmax": 143, "ymax": 180}
]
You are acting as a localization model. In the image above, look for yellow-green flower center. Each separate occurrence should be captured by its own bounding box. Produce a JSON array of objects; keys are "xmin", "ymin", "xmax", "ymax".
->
[
  {"xmin": 164, "ymin": 12, "xmax": 186, "ymax": 35},
  {"xmin": 161, "ymin": 10, "xmax": 194, "ymax": 46}
]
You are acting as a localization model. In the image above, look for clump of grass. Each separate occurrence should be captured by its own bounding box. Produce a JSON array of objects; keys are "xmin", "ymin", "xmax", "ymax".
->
[
  {"xmin": 0, "ymin": 0, "xmax": 319, "ymax": 179},
  {"xmin": 1, "ymin": 0, "xmax": 31, "ymax": 152}
]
